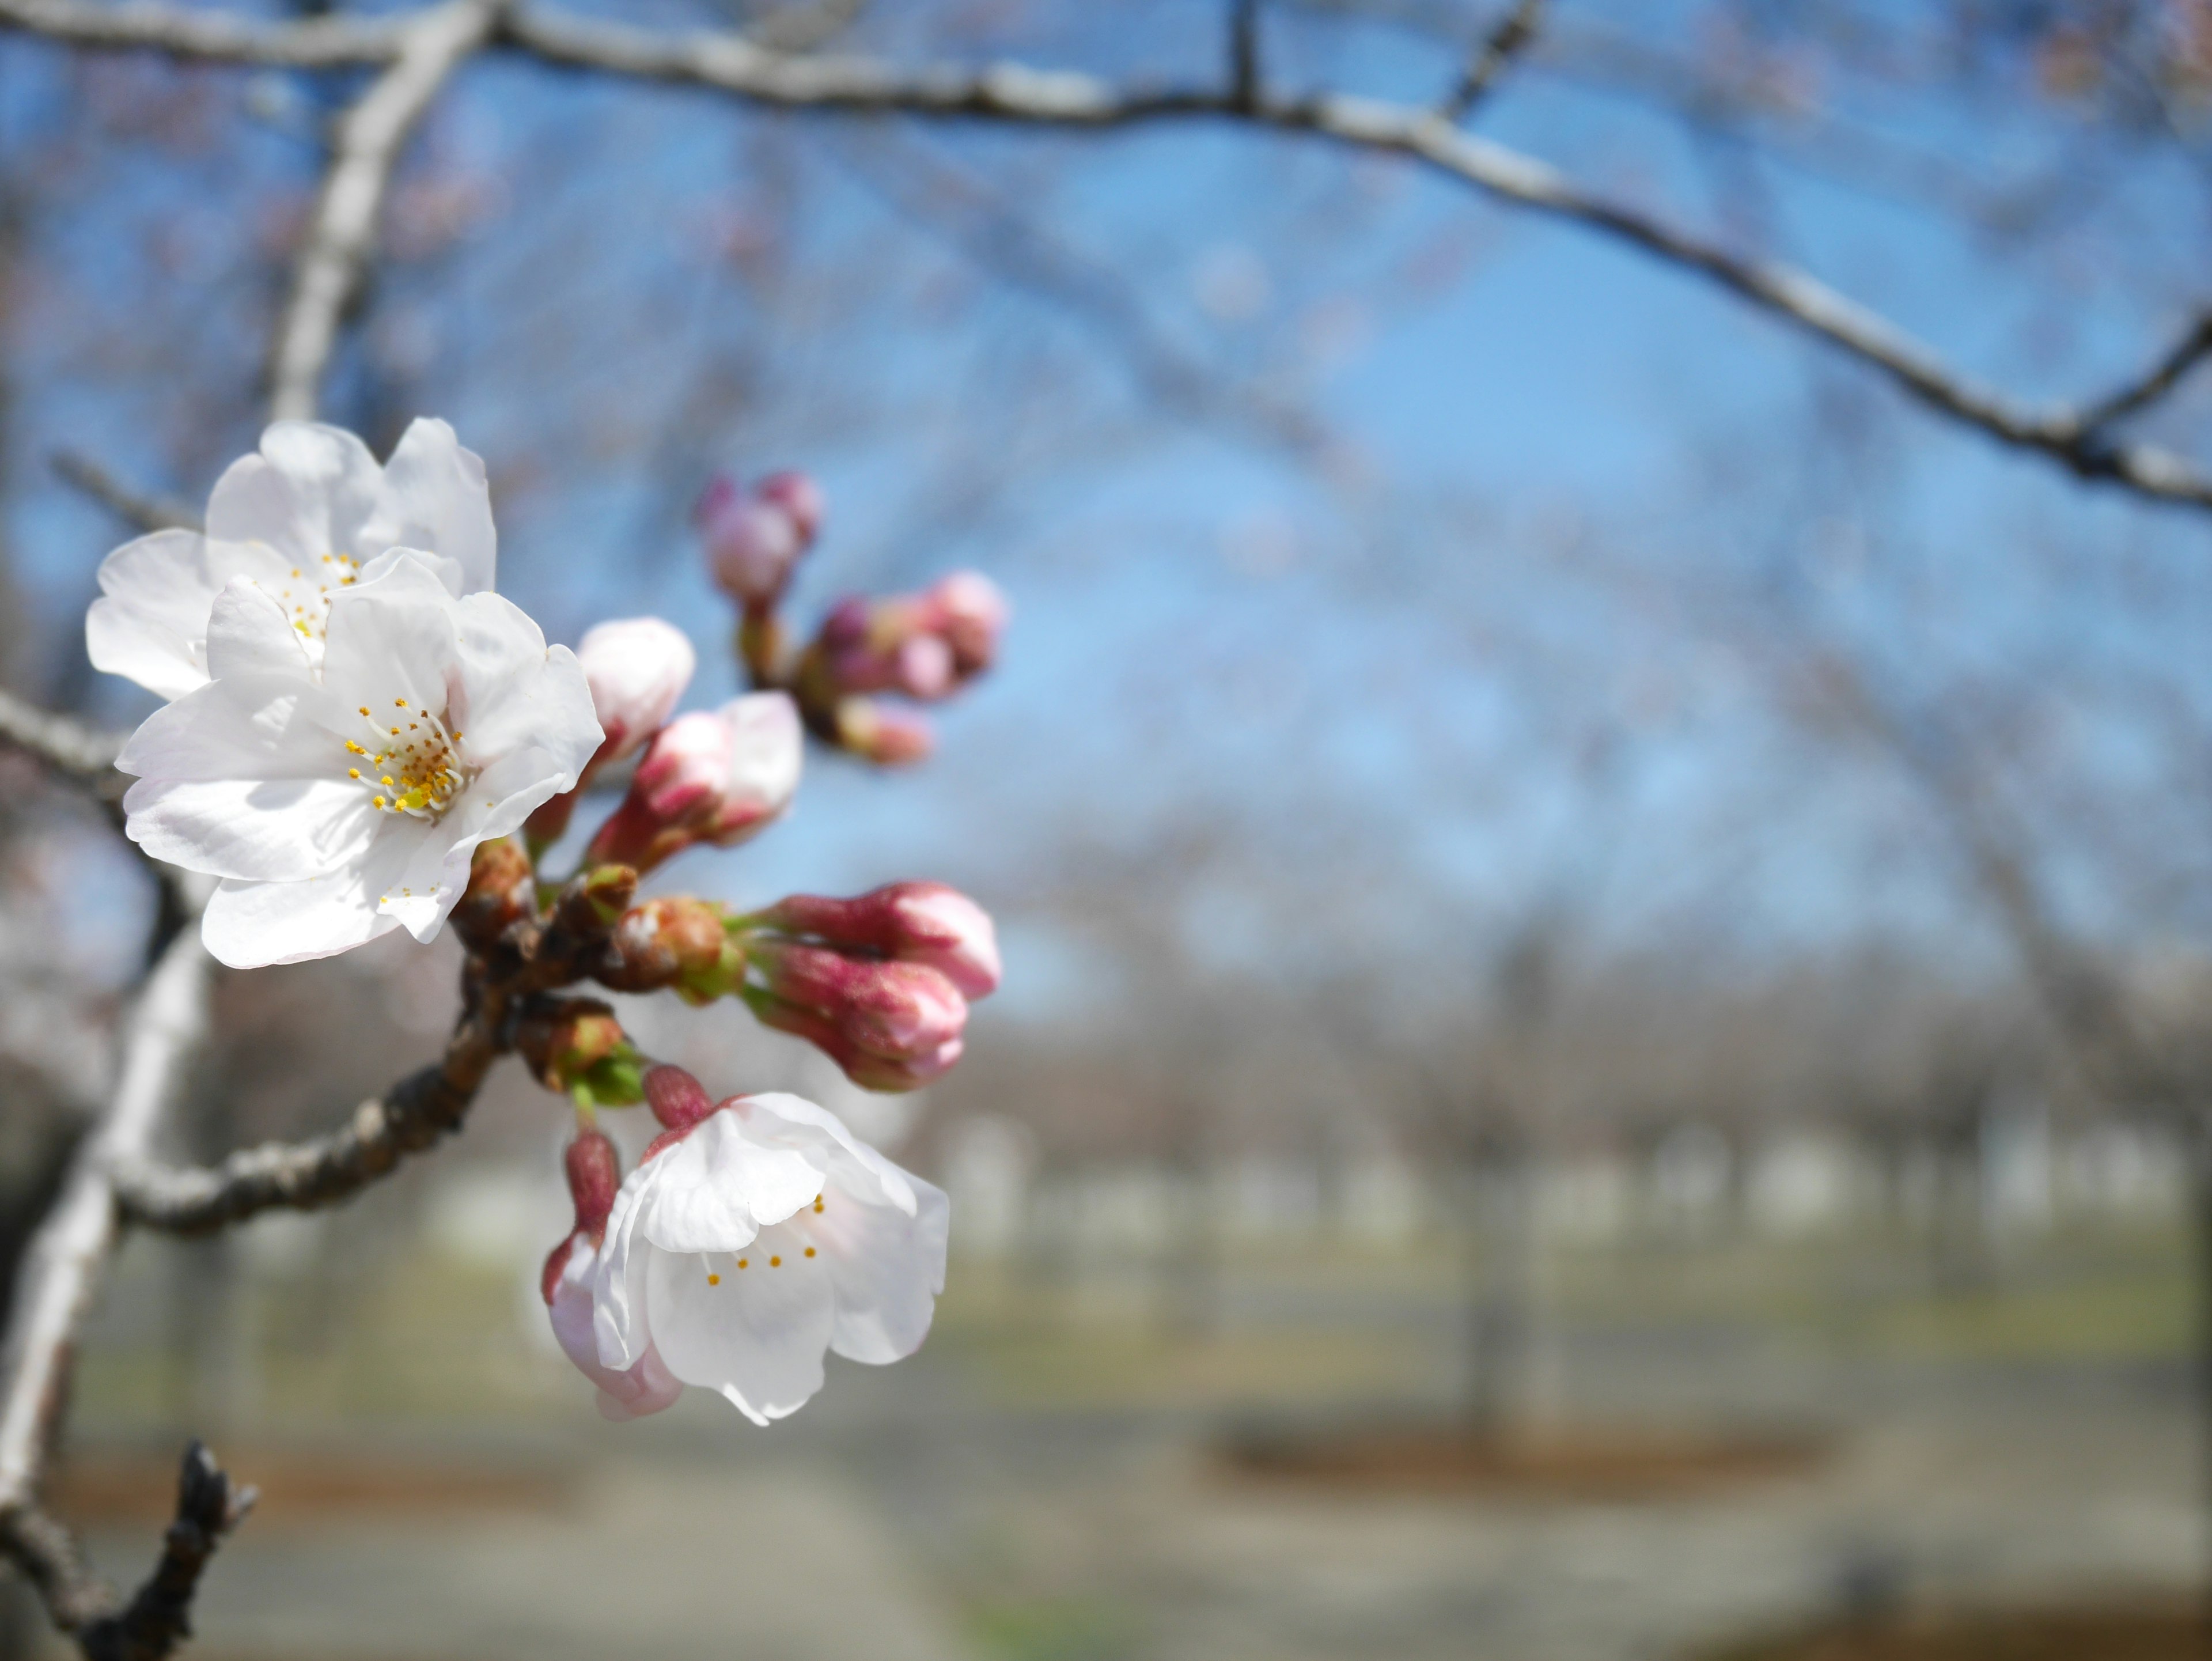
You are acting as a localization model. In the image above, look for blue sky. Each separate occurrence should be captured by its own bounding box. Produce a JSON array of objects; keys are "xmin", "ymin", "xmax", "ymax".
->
[{"xmin": 11, "ymin": 2, "xmax": 2212, "ymax": 1019}]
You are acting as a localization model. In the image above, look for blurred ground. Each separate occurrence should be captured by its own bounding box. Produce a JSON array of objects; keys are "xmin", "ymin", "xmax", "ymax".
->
[{"xmin": 22, "ymin": 1216, "xmax": 2207, "ymax": 1661}]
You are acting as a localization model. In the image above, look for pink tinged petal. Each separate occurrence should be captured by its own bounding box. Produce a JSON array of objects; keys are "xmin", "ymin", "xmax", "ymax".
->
[
  {"xmin": 203, "ymin": 581, "xmax": 312, "ymax": 681},
  {"xmin": 592, "ymin": 1157, "xmax": 668, "ymax": 1371},
  {"xmin": 206, "ymin": 422, "xmax": 384, "ymax": 565},
  {"xmin": 810, "ymin": 1172, "xmax": 950, "ymax": 1365},
  {"xmin": 550, "ymin": 1241, "xmax": 681, "ymax": 1420},
  {"xmin": 198, "ymin": 826, "xmax": 423, "ymax": 967},
  {"xmin": 577, "ymin": 618, "xmax": 695, "ymax": 762},
  {"xmin": 644, "ymin": 1226, "xmax": 834, "ymax": 1425},
  {"xmin": 636, "ymin": 1110, "xmax": 823, "ymax": 1255},
  {"xmin": 358, "ymin": 418, "xmax": 497, "ymax": 595}
]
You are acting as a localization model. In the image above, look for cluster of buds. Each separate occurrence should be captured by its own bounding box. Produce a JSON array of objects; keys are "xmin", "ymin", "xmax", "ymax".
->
[
  {"xmin": 586, "ymin": 880, "xmax": 999, "ymax": 1092},
  {"xmin": 792, "ymin": 573, "xmax": 1009, "ymax": 766},
  {"xmin": 693, "ymin": 469, "xmax": 1007, "ymax": 767},
  {"xmin": 516, "ymin": 997, "xmax": 646, "ymax": 1108}
]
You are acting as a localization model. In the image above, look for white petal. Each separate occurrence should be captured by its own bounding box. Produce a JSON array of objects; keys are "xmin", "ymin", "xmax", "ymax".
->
[
  {"xmin": 551, "ymin": 1239, "xmax": 682, "ymax": 1420},
  {"xmin": 206, "ymin": 423, "xmax": 383, "ymax": 564},
  {"xmin": 317, "ymin": 553, "xmax": 461, "ymax": 717},
  {"xmin": 85, "ymin": 530, "xmax": 223, "ymax": 700},
  {"xmin": 594, "ymin": 1157, "xmax": 669, "ymax": 1369},
  {"xmin": 742, "ymin": 1092, "xmax": 923, "ymax": 1216},
  {"xmin": 638, "ymin": 1113, "xmax": 822, "ymax": 1255},
  {"xmin": 360, "ymin": 418, "xmax": 497, "ymax": 593},
  {"xmin": 124, "ymin": 777, "xmax": 376, "ymax": 881},
  {"xmin": 204, "ymin": 580, "xmax": 312, "ymax": 681},
  {"xmin": 198, "ymin": 828, "xmax": 419, "ymax": 967},
  {"xmin": 812, "ymin": 1174, "xmax": 949, "ymax": 1366},
  {"xmin": 451, "ymin": 597, "xmax": 601, "ymax": 774},
  {"xmin": 117, "ymin": 672, "xmax": 340, "ymax": 782},
  {"xmin": 645, "ymin": 1229, "xmax": 834, "ymax": 1425}
]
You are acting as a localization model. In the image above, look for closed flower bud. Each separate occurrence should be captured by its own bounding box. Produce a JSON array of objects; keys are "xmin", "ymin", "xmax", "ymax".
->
[
  {"xmin": 698, "ymin": 471, "xmax": 822, "ymax": 610},
  {"xmin": 643, "ymin": 1062, "xmax": 717, "ymax": 1134},
  {"xmin": 451, "ymin": 837, "xmax": 537, "ymax": 954},
  {"xmin": 594, "ymin": 895, "xmax": 740, "ymax": 1000},
  {"xmin": 742, "ymin": 942, "xmax": 969, "ymax": 1093},
  {"xmin": 745, "ymin": 881, "xmax": 1000, "ymax": 999},
  {"xmin": 923, "ymin": 571, "xmax": 1008, "ymax": 677},
  {"xmin": 516, "ymin": 998, "xmax": 643, "ymax": 1106},
  {"xmin": 577, "ymin": 617, "xmax": 696, "ymax": 766},
  {"xmin": 834, "ymin": 698, "xmax": 934, "ymax": 767},
  {"xmin": 585, "ymin": 693, "xmax": 802, "ymax": 873}
]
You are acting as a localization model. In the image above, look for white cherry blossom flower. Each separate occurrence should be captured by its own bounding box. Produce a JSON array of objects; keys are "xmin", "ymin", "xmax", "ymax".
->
[
  {"xmin": 116, "ymin": 553, "xmax": 600, "ymax": 967},
  {"xmin": 592, "ymin": 1092, "xmax": 949, "ymax": 1425},
  {"xmin": 88, "ymin": 418, "xmax": 495, "ymax": 702}
]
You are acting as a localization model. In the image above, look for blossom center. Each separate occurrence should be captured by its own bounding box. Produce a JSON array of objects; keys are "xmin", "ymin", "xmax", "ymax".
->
[
  {"xmin": 247, "ymin": 551, "xmax": 364, "ymax": 646},
  {"xmin": 342, "ymin": 695, "xmax": 469, "ymax": 820}
]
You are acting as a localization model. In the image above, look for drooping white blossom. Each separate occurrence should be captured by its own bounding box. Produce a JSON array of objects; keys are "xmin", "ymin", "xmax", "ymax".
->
[
  {"xmin": 548, "ymin": 1238, "xmax": 685, "ymax": 1421},
  {"xmin": 591, "ymin": 1093, "xmax": 949, "ymax": 1425},
  {"xmin": 116, "ymin": 553, "xmax": 600, "ymax": 967},
  {"xmin": 88, "ymin": 418, "xmax": 496, "ymax": 702}
]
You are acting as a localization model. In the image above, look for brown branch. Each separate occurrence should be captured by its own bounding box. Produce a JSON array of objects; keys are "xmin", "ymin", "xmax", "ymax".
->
[
  {"xmin": 0, "ymin": 688, "xmax": 125, "ymax": 792},
  {"xmin": 1228, "ymin": 0, "xmax": 1259, "ymax": 112},
  {"xmin": 0, "ymin": 926, "xmax": 216, "ymax": 1652},
  {"xmin": 112, "ymin": 866, "xmax": 631, "ymax": 1235},
  {"xmin": 1441, "ymin": 0, "xmax": 1544, "ymax": 121},
  {"xmin": 51, "ymin": 452, "xmax": 200, "ymax": 536},
  {"xmin": 2079, "ymin": 308, "xmax": 2212, "ymax": 433},
  {"xmin": 267, "ymin": 0, "xmax": 501, "ymax": 422},
  {"xmin": 0, "ymin": 1, "xmax": 2209, "ymax": 508}
]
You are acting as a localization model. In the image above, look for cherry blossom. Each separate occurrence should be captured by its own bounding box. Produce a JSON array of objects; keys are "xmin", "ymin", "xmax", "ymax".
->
[
  {"xmin": 115, "ymin": 553, "xmax": 600, "ymax": 967},
  {"xmin": 591, "ymin": 1073, "xmax": 949, "ymax": 1425},
  {"xmin": 585, "ymin": 693, "xmax": 802, "ymax": 872},
  {"xmin": 88, "ymin": 418, "xmax": 497, "ymax": 702}
]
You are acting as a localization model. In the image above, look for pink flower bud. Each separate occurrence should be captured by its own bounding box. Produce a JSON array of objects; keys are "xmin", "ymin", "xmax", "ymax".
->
[
  {"xmin": 563, "ymin": 1129, "xmax": 620, "ymax": 1241},
  {"xmin": 586, "ymin": 693, "xmax": 802, "ymax": 872},
  {"xmin": 924, "ymin": 571, "xmax": 1009, "ymax": 676},
  {"xmin": 576, "ymin": 617, "xmax": 696, "ymax": 766},
  {"xmin": 745, "ymin": 943, "xmax": 969, "ymax": 1092},
  {"xmin": 748, "ymin": 881, "xmax": 1000, "ymax": 999},
  {"xmin": 643, "ymin": 1063, "xmax": 716, "ymax": 1133},
  {"xmin": 835, "ymin": 698, "xmax": 934, "ymax": 767},
  {"xmin": 892, "ymin": 634, "xmax": 955, "ymax": 701},
  {"xmin": 756, "ymin": 470, "xmax": 825, "ymax": 544},
  {"xmin": 696, "ymin": 471, "xmax": 821, "ymax": 609}
]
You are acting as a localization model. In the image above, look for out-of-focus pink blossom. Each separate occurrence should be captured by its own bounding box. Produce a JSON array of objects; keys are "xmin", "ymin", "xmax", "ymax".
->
[
  {"xmin": 809, "ymin": 572, "xmax": 1007, "ymax": 706},
  {"xmin": 835, "ymin": 699, "xmax": 935, "ymax": 767},
  {"xmin": 747, "ymin": 881, "xmax": 999, "ymax": 999},
  {"xmin": 586, "ymin": 692, "xmax": 801, "ymax": 872},
  {"xmin": 697, "ymin": 470, "xmax": 823, "ymax": 610},
  {"xmin": 925, "ymin": 572, "xmax": 1009, "ymax": 678}
]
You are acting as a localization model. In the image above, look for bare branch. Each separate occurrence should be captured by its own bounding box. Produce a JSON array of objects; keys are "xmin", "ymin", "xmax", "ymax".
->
[
  {"xmin": 0, "ymin": 925, "xmax": 215, "ymax": 1649},
  {"xmin": 0, "ymin": 688, "xmax": 125, "ymax": 792},
  {"xmin": 51, "ymin": 452, "xmax": 199, "ymax": 536},
  {"xmin": 1, "ymin": 2, "xmax": 2207, "ymax": 508},
  {"xmin": 491, "ymin": 9, "xmax": 2212, "ymax": 512},
  {"xmin": 0, "ymin": 0, "xmax": 400, "ymax": 66},
  {"xmin": 1229, "ymin": 0, "xmax": 1259, "ymax": 111},
  {"xmin": 2080, "ymin": 308, "xmax": 2212, "ymax": 433},
  {"xmin": 267, "ymin": 0, "xmax": 501, "ymax": 422},
  {"xmin": 114, "ymin": 867, "xmax": 631, "ymax": 1234},
  {"xmin": 1441, "ymin": 0, "xmax": 1544, "ymax": 121},
  {"xmin": 741, "ymin": 0, "xmax": 867, "ymax": 55}
]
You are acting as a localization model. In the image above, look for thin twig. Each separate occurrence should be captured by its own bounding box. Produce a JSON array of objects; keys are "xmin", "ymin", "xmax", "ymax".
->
[
  {"xmin": 1441, "ymin": 0, "xmax": 1544, "ymax": 121},
  {"xmin": 2, "ymin": 0, "xmax": 2211, "ymax": 509},
  {"xmin": 2079, "ymin": 309, "xmax": 2212, "ymax": 433},
  {"xmin": 50, "ymin": 452, "xmax": 199, "ymax": 536},
  {"xmin": 1229, "ymin": 0, "xmax": 1259, "ymax": 111},
  {"xmin": 267, "ymin": 0, "xmax": 501, "ymax": 422},
  {"xmin": 0, "ymin": 688, "xmax": 125, "ymax": 791}
]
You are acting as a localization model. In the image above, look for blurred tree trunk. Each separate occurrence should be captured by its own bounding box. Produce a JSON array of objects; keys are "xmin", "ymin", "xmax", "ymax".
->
[{"xmin": 1460, "ymin": 1145, "xmax": 1545, "ymax": 1435}]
